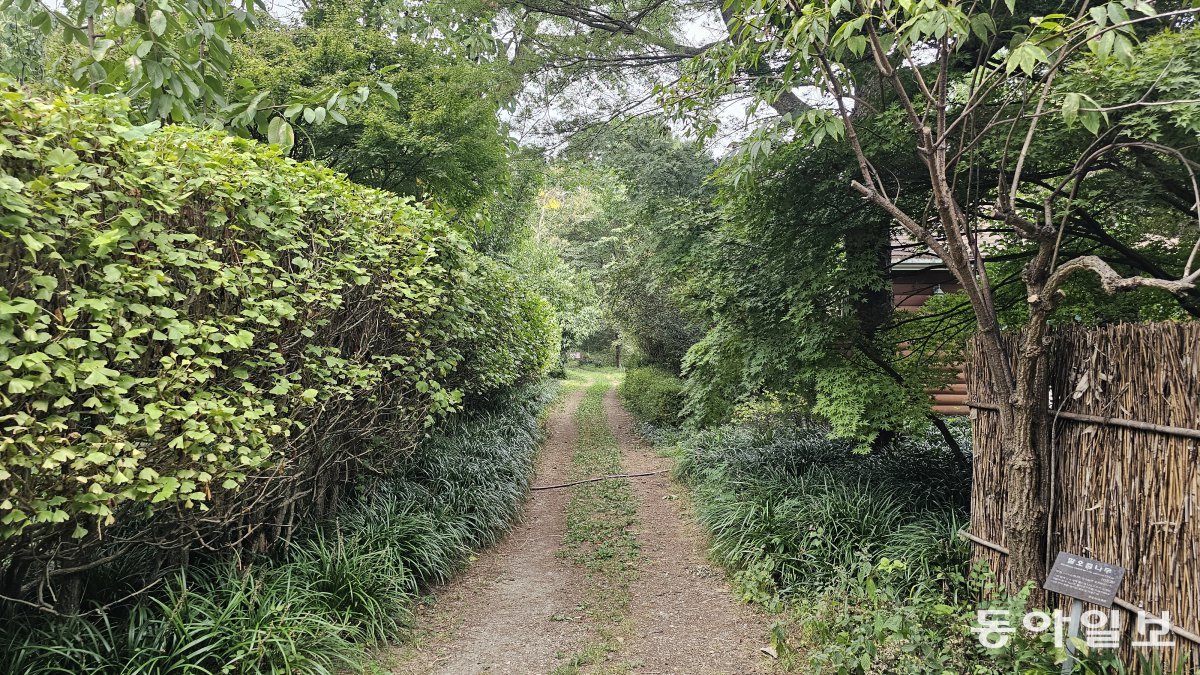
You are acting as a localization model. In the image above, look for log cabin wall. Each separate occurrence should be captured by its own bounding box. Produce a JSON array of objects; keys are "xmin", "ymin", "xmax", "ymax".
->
[{"xmin": 890, "ymin": 262, "xmax": 967, "ymax": 415}]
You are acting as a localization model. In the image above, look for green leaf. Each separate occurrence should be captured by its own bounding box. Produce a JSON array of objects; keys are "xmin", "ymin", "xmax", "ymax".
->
[
  {"xmin": 0, "ymin": 298, "xmax": 37, "ymax": 316},
  {"xmin": 91, "ymin": 228, "xmax": 124, "ymax": 251},
  {"xmin": 20, "ymin": 233, "xmax": 44, "ymax": 253},
  {"xmin": 1062, "ymin": 92, "xmax": 1081, "ymax": 127},
  {"xmin": 115, "ymin": 3, "xmax": 134, "ymax": 27},
  {"xmin": 0, "ymin": 175, "xmax": 23, "ymax": 192},
  {"xmin": 91, "ymin": 38, "xmax": 115, "ymax": 60},
  {"xmin": 117, "ymin": 120, "xmax": 161, "ymax": 141},
  {"xmin": 267, "ymin": 116, "xmax": 294, "ymax": 154},
  {"xmin": 149, "ymin": 10, "xmax": 167, "ymax": 36},
  {"xmin": 376, "ymin": 81, "xmax": 399, "ymax": 107}
]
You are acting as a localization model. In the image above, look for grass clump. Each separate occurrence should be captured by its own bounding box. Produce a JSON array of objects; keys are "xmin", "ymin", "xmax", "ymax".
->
[
  {"xmin": 657, "ymin": 417, "xmax": 983, "ymax": 671},
  {"xmin": 673, "ymin": 421, "xmax": 971, "ymax": 601},
  {"xmin": 655, "ymin": 416, "xmax": 1176, "ymax": 673},
  {"xmin": 0, "ymin": 382, "xmax": 555, "ymax": 674}
]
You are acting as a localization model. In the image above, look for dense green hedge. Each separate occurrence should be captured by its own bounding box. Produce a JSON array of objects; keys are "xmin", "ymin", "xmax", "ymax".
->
[
  {"xmin": 0, "ymin": 87, "xmax": 556, "ymax": 608},
  {"xmin": 618, "ymin": 366, "xmax": 685, "ymax": 425},
  {"xmin": 454, "ymin": 256, "xmax": 560, "ymax": 398}
]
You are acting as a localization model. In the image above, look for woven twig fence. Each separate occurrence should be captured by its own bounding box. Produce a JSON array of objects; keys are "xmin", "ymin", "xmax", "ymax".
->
[{"xmin": 967, "ymin": 322, "xmax": 1199, "ymax": 672}]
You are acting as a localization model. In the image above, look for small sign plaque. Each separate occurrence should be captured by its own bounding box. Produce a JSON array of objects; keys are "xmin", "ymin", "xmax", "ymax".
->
[{"xmin": 1043, "ymin": 551, "xmax": 1125, "ymax": 608}]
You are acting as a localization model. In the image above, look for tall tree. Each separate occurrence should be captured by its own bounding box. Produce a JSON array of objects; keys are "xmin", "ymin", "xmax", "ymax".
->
[
  {"xmin": 13, "ymin": 0, "xmax": 396, "ymax": 150},
  {"xmin": 232, "ymin": 0, "xmax": 512, "ymax": 212},
  {"xmin": 670, "ymin": 1, "xmax": 1200, "ymax": 589}
]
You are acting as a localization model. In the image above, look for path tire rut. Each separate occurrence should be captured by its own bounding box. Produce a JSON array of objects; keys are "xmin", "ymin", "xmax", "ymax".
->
[
  {"xmin": 603, "ymin": 388, "xmax": 773, "ymax": 675},
  {"xmin": 390, "ymin": 381, "xmax": 776, "ymax": 675},
  {"xmin": 392, "ymin": 388, "xmax": 591, "ymax": 674}
]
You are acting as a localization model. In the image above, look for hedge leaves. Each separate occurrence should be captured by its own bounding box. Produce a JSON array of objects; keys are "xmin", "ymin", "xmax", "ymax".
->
[{"xmin": 0, "ymin": 86, "xmax": 556, "ymax": 605}]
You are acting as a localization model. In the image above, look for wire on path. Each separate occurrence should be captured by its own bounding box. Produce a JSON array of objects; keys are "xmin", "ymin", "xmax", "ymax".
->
[{"xmin": 530, "ymin": 469, "xmax": 668, "ymax": 491}]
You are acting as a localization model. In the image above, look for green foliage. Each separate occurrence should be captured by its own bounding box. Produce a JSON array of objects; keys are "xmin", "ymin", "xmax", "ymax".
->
[
  {"xmin": 618, "ymin": 366, "xmax": 685, "ymax": 426},
  {"xmin": 0, "ymin": 87, "xmax": 555, "ymax": 603},
  {"xmin": 811, "ymin": 363, "xmax": 934, "ymax": 448},
  {"xmin": 653, "ymin": 136, "xmax": 947, "ymax": 439},
  {"xmin": 1, "ymin": 564, "xmax": 365, "ymax": 674},
  {"xmin": 569, "ymin": 120, "xmax": 709, "ymax": 371},
  {"xmin": 454, "ymin": 257, "xmax": 561, "ymax": 399},
  {"xmin": 231, "ymin": 2, "xmax": 513, "ymax": 212},
  {"xmin": 658, "ymin": 415, "xmax": 1164, "ymax": 672},
  {"xmin": 6, "ymin": 0, "xmax": 392, "ymax": 148},
  {"xmin": 786, "ymin": 559, "xmax": 980, "ymax": 673},
  {"xmin": 671, "ymin": 421, "xmax": 970, "ymax": 599},
  {"xmin": 0, "ymin": 381, "xmax": 555, "ymax": 673},
  {"xmin": 507, "ymin": 235, "xmax": 605, "ymax": 351},
  {"xmin": 661, "ymin": 417, "xmax": 977, "ymax": 671},
  {"xmin": 0, "ymin": 5, "xmax": 43, "ymax": 82}
]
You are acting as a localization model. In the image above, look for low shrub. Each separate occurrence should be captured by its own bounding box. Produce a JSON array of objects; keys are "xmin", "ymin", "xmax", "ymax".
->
[
  {"xmin": 619, "ymin": 366, "xmax": 686, "ymax": 425},
  {"xmin": 0, "ymin": 564, "xmax": 365, "ymax": 674},
  {"xmin": 454, "ymin": 257, "xmax": 561, "ymax": 399},
  {"xmin": 663, "ymin": 418, "xmax": 977, "ymax": 669},
  {"xmin": 0, "ymin": 381, "xmax": 556, "ymax": 673}
]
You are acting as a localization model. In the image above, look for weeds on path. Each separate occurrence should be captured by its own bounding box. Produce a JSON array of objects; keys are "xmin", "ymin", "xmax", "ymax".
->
[{"xmin": 555, "ymin": 376, "xmax": 640, "ymax": 674}]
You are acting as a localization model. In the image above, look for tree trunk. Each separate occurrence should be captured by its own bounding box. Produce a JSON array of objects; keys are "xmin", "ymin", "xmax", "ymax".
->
[
  {"xmin": 974, "ymin": 302, "xmax": 1054, "ymax": 599},
  {"xmin": 999, "ymin": 357, "xmax": 1051, "ymax": 599}
]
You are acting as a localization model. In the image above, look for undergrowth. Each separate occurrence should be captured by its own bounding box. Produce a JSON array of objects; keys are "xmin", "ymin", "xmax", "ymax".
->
[
  {"xmin": 617, "ymin": 367, "xmax": 685, "ymax": 426},
  {"xmin": 0, "ymin": 382, "xmax": 556, "ymax": 674},
  {"xmin": 646, "ymin": 415, "xmax": 1173, "ymax": 673}
]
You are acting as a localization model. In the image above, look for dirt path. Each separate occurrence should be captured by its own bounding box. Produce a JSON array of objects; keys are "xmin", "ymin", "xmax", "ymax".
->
[
  {"xmin": 390, "ymin": 380, "xmax": 774, "ymax": 674},
  {"xmin": 392, "ymin": 388, "xmax": 591, "ymax": 674},
  {"xmin": 603, "ymin": 388, "xmax": 772, "ymax": 675}
]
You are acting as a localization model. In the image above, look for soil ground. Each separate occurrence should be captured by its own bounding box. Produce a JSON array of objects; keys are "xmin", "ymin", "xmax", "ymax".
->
[{"xmin": 389, "ymin": 374, "xmax": 775, "ymax": 675}]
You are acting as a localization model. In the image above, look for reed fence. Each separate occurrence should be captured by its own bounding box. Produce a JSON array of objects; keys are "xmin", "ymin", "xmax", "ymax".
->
[{"xmin": 966, "ymin": 322, "xmax": 1199, "ymax": 672}]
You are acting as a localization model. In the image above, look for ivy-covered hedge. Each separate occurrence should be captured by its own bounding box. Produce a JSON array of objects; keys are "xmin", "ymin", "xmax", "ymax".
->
[{"xmin": 0, "ymin": 88, "xmax": 555, "ymax": 608}]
